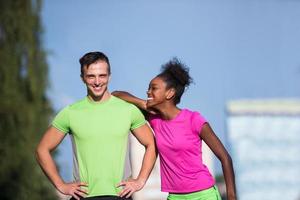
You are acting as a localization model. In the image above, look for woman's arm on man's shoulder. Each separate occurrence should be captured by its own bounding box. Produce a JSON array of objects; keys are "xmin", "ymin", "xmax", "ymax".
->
[{"xmin": 112, "ymin": 91, "xmax": 147, "ymax": 110}]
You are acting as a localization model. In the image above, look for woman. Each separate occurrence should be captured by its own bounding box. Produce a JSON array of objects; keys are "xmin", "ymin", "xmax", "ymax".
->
[{"xmin": 113, "ymin": 58, "xmax": 236, "ymax": 200}]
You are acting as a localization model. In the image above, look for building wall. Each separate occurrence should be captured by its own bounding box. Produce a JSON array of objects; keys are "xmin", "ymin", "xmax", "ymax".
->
[{"xmin": 227, "ymin": 100, "xmax": 300, "ymax": 200}]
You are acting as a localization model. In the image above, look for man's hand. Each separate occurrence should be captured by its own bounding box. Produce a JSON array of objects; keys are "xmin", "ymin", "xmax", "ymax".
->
[
  {"xmin": 117, "ymin": 178, "xmax": 145, "ymax": 198},
  {"xmin": 57, "ymin": 182, "xmax": 88, "ymax": 200}
]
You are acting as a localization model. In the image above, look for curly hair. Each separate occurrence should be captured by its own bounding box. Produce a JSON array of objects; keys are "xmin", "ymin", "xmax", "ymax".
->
[{"xmin": 157, "ymin": 57, "xmax": 193, "ymax": 104}]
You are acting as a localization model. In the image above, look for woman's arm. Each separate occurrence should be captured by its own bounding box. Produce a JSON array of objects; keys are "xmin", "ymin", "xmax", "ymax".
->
[
  {"xmin": 200, "ymin": 123, "xmax": 237, "ymax": 200},
  {"xmin": 112, "ymin": 91, "xmax": 147, "ymax": 111}
]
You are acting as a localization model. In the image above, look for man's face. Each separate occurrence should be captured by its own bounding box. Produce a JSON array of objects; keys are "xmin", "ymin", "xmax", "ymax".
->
[{"xmin": 82, "ymin": 61, "xmax": 110, "ymax": 101}]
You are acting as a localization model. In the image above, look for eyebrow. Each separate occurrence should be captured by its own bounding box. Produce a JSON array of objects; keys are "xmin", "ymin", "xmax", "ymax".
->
[{"xmin": 86, "ymin": 73, "xmax": 108, "ymax": 76}]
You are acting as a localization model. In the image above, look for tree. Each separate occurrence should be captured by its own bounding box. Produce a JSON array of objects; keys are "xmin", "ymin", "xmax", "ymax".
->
[{"xmin": 0, "ymin": 0, "xmax": 58, "ymax": 199}]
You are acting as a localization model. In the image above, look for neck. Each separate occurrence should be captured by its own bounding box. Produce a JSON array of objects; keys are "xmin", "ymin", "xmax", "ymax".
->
[
  {"xmin": 156, "ymin": 103, "xmax": 181, "ymax": 120},
  {"xmin": 87, "ymin": 91, "xmax": 111, "ymax": 102}
]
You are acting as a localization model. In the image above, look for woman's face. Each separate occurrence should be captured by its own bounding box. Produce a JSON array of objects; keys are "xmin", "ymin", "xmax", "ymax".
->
[{"xmin": 146, "ymin": 76, "xmax": 169, "ymax": 109}]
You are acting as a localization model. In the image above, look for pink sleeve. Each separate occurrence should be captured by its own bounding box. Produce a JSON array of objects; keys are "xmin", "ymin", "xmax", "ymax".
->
[{"xmin": 191, "ymin": 111, "xmax": 207, "ymax": 135}]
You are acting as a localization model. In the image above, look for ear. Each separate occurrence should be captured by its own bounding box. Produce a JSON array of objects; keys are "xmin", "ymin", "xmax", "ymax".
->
[
  {"xmin": 80, "ymin": 74, "xmax": 86, "ymax": 83},
  {"xmin": 166, "ymin": 88, "xmax": 175, "ymax": 100}
]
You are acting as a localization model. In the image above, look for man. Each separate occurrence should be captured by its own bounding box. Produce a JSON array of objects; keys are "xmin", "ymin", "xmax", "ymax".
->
[{"xmin": 36, "ymin": 51, "xmax": 157, "ymax": 200}]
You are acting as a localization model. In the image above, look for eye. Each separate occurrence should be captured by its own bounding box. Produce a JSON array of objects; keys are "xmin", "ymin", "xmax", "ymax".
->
[{"xmin": 87, "ymin": 75, "xmax": 94, "ymax": 79}]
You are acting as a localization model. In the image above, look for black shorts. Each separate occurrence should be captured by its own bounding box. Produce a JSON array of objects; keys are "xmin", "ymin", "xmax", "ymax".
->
[{"xmin": 70, "ymin": 196, "xmax": 132, "ymax": 200}]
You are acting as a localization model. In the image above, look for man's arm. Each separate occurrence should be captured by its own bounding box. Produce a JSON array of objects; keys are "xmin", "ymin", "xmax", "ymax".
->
[
  {"xmin": 35, "ymin": 127, "xmax": 88, "ymax": 200},
  {"xmin": 117, "ymin": 124, "xmax": 157, "ymax": 198}
]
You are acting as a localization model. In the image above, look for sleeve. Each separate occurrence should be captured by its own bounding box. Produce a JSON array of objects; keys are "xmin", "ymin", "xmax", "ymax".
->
[
  {"xmin": 191, "ymin": 111, "xmax": 208, "ymax": 135},
  {"xmin": 130, "ymin": 104, "xmax": 147, "ymax": 130},
  {"xmin": 51, "ymin": 106, "xmax": 70, "ymax": 134}
]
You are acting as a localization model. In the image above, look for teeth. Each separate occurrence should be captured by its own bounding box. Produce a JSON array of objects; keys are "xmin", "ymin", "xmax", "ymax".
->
[{"xmin": 147, "ymin": 97, "xmax": 153, "ymax": 100}]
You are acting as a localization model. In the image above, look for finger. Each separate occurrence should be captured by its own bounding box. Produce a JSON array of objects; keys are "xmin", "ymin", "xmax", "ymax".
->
[
  {"xmin": 119, "ymin": 187, "xmax": 131, "ymax": 197},
  {"xmin": 78, "ymin": 182, "xmax": 88, "ymax": 187},
  {"xmin": 116, "ymin": 181, "xmax": 126, "ymax": 187},
  {"xmin": 74, "ymin": 190, "xmax": 86, "ymax": 198},
  {"xmin": 118, "ymin": 188, "xmax": 127, "ymax": 197},
  {"xmin": 126, "ymin": 190, "xmax": 134, "ymax": 198},
  {"xmin": 78, "ymin": 188, "xmax": 88, "ymax": 195},
  {"xmin": 72, "ymin": 193, "xmax": 80, "ymax": 200}
]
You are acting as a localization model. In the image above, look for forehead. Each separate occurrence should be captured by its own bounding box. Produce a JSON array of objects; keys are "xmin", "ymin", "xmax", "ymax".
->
[
  {"xmin": 84, "ymin": 61, "xmax": 109, "ymax": 74},
  {"xmin": 150, "ymin": 76, "xmax": 165, "ymax": 85}
]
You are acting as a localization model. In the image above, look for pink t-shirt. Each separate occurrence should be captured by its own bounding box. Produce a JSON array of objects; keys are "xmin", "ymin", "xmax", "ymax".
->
[{"xmin": 149, "ymin": 109, "xmax": 215, "ymax": 193}]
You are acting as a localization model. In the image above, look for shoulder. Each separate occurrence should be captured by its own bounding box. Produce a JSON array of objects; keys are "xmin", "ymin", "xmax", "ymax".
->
[
  {"xmin": 112, "ymin": 96, "xmax": 140, "ymax": 110},
  {"xmin": 183, "ymin": 109, "xmax": 206, "ymax": 119},
  {"xmin": 112, "ymin": 96, "xmax": 131, "ymax": 105},
  {"xmin": 180, "ymin": 108, "xmax": 199, "ymax": 119},
  {"xmin": 67, "ymin": 97, "xmax": 88, "ymax": 110},
  {"xmin": 182, "ymin": 109, "xmax": 208, "ymax": 130},
  {"xmin": 54, "ymin": 98, "xmax": 90, "ymax": 116}
]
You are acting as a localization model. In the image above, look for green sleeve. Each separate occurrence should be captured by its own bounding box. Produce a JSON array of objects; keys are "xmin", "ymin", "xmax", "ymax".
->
[
  {"xmin": 52, "ymin": 106, "xmax": 70, "ymax": 134},
  {"xmin": 130, "ymin": 104, "xmax": 146, "ymax": 130}
]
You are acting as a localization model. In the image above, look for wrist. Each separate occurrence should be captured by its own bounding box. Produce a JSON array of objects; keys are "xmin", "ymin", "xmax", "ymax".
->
[
  {"xmin": 142, "ymin": 101, "xmax": 148, "ymax": 111},
  {"xmin": 136, "ymin": 177, "xmax": 146, "ymax": 186},
  {"xmin": 54, "ymin": 180, "xmax": 65, "ymax": 190}
]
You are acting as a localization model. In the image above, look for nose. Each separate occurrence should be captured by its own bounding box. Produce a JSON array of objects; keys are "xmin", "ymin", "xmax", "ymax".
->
[
  {"xmin": 146, "ymin": 90, "xmax": 150, "ymax": 96},
  {"xmin": 95, "ymin": 77, "xmax": 100, "ymax": 85}
]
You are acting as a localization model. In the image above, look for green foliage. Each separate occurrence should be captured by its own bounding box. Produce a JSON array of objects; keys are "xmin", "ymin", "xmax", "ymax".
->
[
  {"xmin": 0, "ymin": 0, "xmax": 58, "ymax": 199},
  {"xmin": 215, "ymin": 174, "xmax": 225, "ymax": 183}
]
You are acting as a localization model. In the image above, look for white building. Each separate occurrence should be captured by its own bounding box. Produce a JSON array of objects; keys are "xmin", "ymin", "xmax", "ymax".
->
[{"xmin": 227, "ymin": 99, "xmax": 300, "ymax": 200}]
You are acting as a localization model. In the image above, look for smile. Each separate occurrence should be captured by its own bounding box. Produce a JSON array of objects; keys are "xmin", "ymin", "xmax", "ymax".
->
[{"xmin": 92, "ymin": 85, "xmax": 103, "ymax": 91}]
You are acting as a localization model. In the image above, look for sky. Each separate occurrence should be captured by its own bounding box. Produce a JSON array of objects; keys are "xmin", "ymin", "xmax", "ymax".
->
[{"xmin": 42, "ymin": 0, "xmax": 300, "ymax": 180}]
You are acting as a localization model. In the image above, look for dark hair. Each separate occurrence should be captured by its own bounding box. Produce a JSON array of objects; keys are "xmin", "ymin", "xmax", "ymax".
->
[
  {"xmin": 79, "ymin": 51, "xmax": 111, "ymax": 76},
  {"xmin": 157, "ymin": 57, "xmax": 193, "ymax": 104}
]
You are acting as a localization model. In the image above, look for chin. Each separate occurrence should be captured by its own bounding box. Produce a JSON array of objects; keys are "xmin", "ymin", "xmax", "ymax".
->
[{"xmin": 89, "ymin": 92, "xmax": 104, "ymax": 99}]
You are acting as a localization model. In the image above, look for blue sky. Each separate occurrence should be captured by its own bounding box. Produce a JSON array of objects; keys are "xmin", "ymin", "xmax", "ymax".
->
[{"xmin": 42, "ymin": 0, "xmax": 300, "ymax": 179}]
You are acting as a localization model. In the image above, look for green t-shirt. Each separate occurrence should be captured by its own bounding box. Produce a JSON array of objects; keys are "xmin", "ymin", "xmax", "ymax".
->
[{"xmin": 52, "ymin": 96, "xmax": 146, "ymax": 197}]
